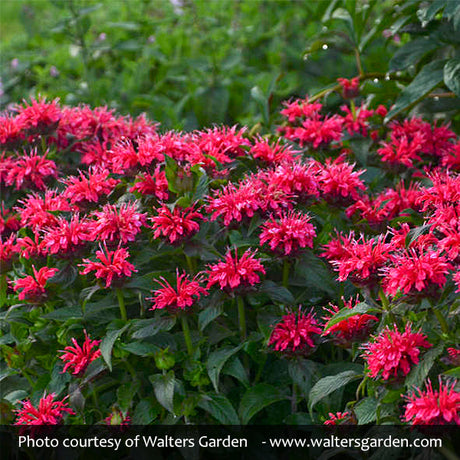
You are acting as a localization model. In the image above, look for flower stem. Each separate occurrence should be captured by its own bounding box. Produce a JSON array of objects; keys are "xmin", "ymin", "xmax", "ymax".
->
[
  {"xmin": 0, "ymin": 274, "xmax": 7, "ymax": 308},
  {"xmin": 237, "ymin": 296, "xmax": 247, "ymax": 341},
  {"xmin": 116, "ymin": 289, "xmax": 127, "ymax": 321},
  {"xmin": 185, "ymin": 254, "xmax": 195, "ymax": 274},
  {"xmin": 181, "ymin": 314, "xmax": 193, "ymax": 356},
  {"xmin": 282, "ymin": 260, "xmax": 290, "ymax": 289}
]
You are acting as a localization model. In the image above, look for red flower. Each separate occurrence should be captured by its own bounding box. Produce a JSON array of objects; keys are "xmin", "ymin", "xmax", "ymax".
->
[
  {"xmin": 340, "ymin": 104, "xmax": 373, "ymax": 136},
  {"xmin": 403, "ymin": 379, "xmax": 460, "ymax": 425},
  {"xmin": 6, "ymin": 149, "xmax": 57, "ymax": 190},
  {"xmin": 250, "ymin": 137, "xmax": 297, "ymax": 164},
  {"xmin": 90, "ymin": 202, "xmax": 146, "ymax": 244},
  {"xmin": 268, "ymin": 162, "xmax": 319, "ymax": 200},
  {"xmin": 62, "ymin": 168, "xmax": 119, "ymax": 206},
  {"xmin": 13, "ymin": 266, "xmax": 59, "ymax": 302},
  {"xmin": 314, "ymin": 156, "xmax": 366, "ymax": 203},
  {"xmin": 324, "ymin": 411, "xmax": 355, "ymax": 425},
  {"xmin": 337, "ymin": 77, "xmax": 360, "ymax": 98},
  {"xmin": 288, "ymin": 115, "xmax": 344, "ymax": 148},
  {"xmin": 268, "ymin": 309, "xmax": 322, "ymax": 355},
  {"xmin": 14, "ymin": 393, "xmax": 74, "ymax": 425},
  {"xmin": 0, "ymin": 235, "xmax": 18, "ymax": 268},
  {"xmin": 321, "ymin": 233, "xmax": 392, "ymax": 287},
  {"xmin": 59, "ymin": 330, "xmax": 101, "ymax": 376},
  {"xmin": 150, "ymin": 205, "xmax": 204, "ymax": 244},
  {"xmin": 362, "ymin": 324, "xmax": 432, "ymax": 381},
  {"xmin": 260, "ymin": 210, "xmax": 316, "ymax": 256},
  {"xmin": 129, "ymin": 168, "xmax": 169, "ymax": 200},
  {"xmin": 207, "ymin": 248, "xmax": 265, "ymax": 291},
  {"xmin": 15, "ymin": 97, "xmax": 61, "ymax": 131},
  {"xmin": 454, "ymin": 271, "xmax": 460, "ymax": 293},
  {"xmin": 41, "ymin": 215, "xmax": 92, "ymax": 256},
  {"xmin": 280, "ymin": 96, "xmax": 322, "ymax": 123},
  {"xmin": 322, "ymin": 297, "xmax": 378, "ymax": 348},
  {"xmin": 80, "ymin": 245, "xmax": 136, "ymax": 288},
  {"xmin": 0, "ymin": 114, "xmax": 26, "ymax": 146},
  {"xmin": 381, "ymin": 249, "xmax": 452, "ymax": 297},
  {"xmin": 17, "ymin": 190, "xmax": 73, "ymax": 230},
  {"xmin": 149, "ymin": 270, "xmax": 208, "ymax": 311}
]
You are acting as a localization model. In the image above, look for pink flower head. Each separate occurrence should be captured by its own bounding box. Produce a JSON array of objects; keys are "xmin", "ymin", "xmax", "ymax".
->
[
  {"xmin": 324, "ymin": 411, "xmax": 355, "ymax": 425},
  {"xmin": 62, "ymin": 168, "xmax": 119, "ymax": 206},
  {"xmin": 250, "ymin": 137, "xmax": 297, "ymax": 164},
  {"xmin": 150, "ymin": 205, "xmax": 204, "ymax": 244},
  {"xmin": 314, "ymin": 156, "xmax": 366, "ymax": 203},
  {"xmin": 80, "ymin": 245, "xmax": 136, "ymax": 288},
  {"xmin": 337, "ymin": 77, "xmax": 360, "ymax": 99},
  {"xmin": 268, "ymin": 162, "xmax": 319, "ymax": 200},
  {"xmin": 207, "ymin": 248, "xmax": 265, "ymax": 291},
  {"xmin": 403, "ymin": 378, "xmax": 460, "ymax": 425},
  {"xmin": 447, "ymin": 348, "xmax": 460, "ymax": 367},
  {"xmin": 59, "ymin": 330, "xmax": 101, "ymax": 376},
  {"xmin": 340, "ymin": 103, "xmax": 374, "ymax": 136},
  {"xmin": 381, "ymin": 249, "xmax": 452, "ymax": 297},
  {"xmin": 288, "ymin": 115, "xmax": 344, "ymax": 148},
  {"xmin": 322, "ymin": 296, "xmax": 378, "ymax": 348},
  {"xmin": 0, "ymin": 114, "xmax": 26, "ymax": 146},
  {"xmin": 90, "ymin": 202, "xmax": 146, "ymax": 244},
  {"xmin": 41, "ymin": 215, "xmax": 92, "ymax": 256},
  {"xmin": 6, "ymin": 149, "xmax": 57, "ymax": 190},
  {"xmin": 260, "ymin": 210, "xmax": 316, "ymax": 256},
  {"xmin": 280, "ymin": 96, "xmax": 323, "ymax": 123},
  {"xmin": 14, "ymin": 393, "xmax": 74, "ymax": 425},
  {"xmin": 268, "ymin": 309, "xmax": 322, "ymax": 356},
  {"xmin": 129, "ymin": 168, "xmax": 169, "ymax": 200},
  {"xmin": 362, "ymin": 324, "xmax": 432, "ymax": 381},
  {"xmin": 0, "ymin": 235, "xmax": 18, "ymax": 268},
  {"xmin": 15, "ymin": 97, "xmax": 61, "ymax": 131},
  {"xmin": 321, "ymin": 233, "xmax": 392, "ymax": 287},
  {"xmin": 149, "ymin": 270, "xmax": 208, "ymax": 312},
  {"xmin": 17, "ymin": 190, "xmax": 73, "ymax": 230},
  {"xmin": 454, "ymin": 271, "xmax": 460, "ymax": 293},
  {"xmin": 13, "ymin": 266, "xmax": 58, "ymax": 302}
]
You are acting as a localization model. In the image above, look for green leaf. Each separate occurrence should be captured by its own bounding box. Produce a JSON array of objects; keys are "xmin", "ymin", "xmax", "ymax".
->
[
  {"xmin": 354, "ymin": 396, "xmax": 378, "ymax": 424},
  {"xmin": 405, "ymin": 224, "xmax": 432, "ymax": 248},
  {"xmin": 43, "ymin": 305, "xmax": 82, "ymax": 320},
  {"xmin": 121, "ymin": 341, "xmax": 160, "ymax": 357},
  {"xmin": 309, "ymin": 370, "xmax": 362, "ymax": 412},
  {"xmin": 443, "ymin": 367, "xmax": 460, "ymax": 378},
  {"xmin": 197, "ymin": 393, "xmax": 240, "ymax": 425},
  {"xmin": 324, "ymin": 302, "xmax": 378, "ymax": 330},
  {"xmin": 239, "ymin": 384, "xmax": 289, "ymax": 425},
  {"xmin": 164, "ymin": 155, "xmax": 179, "ymax": 194},
  {"xmin": 389, "ymin": 38, "xmax": 438, "ymax": 70},
  {"xmin": 131, "ymin": 316, "xmax": 176, "ymax": 339},
  {"xmin": 207, "ymin": 344, "xmax": 244, "ymax": 392},
  {"xmin": 222, "ymin": 356, "xmax": 249, "ymax": 388},
  {"xmin": 288, "ymin": 359, "xmax": 319, "ymax": 397},
  {"xmin": 386, "ymin": 60, "xmax": 446, "ymax": 120},
  {"xmin": 117, "ymin": 382, "xmax": 140, "ymax": 412},
  {"xmin": 444, "ymin": 59, "xmax": 460, "ymax": 97},
  {"xmin": 405, "ymin": 344, "xmax": 443, "ymax": 388},
  {"xmin": 100, "ymin": 323, "xmax": 129, "ymax": 371},
  {"xmin": 132, "ymin": 399, "xmax": 159, "ymax": 424},
  {"xmin": 260, "ymin": 280, "xmax": 295, "ymax": 305},
  {"xmin": 198, "ymin": 304, "xmax": 224, "ymax": 331},
  {"xmin": 250, "ymin": 86, "xmax": 269, "ymax": 125},
  {"xmin": 149, "ymin": 371, "xmax": 175, "ymax": 414}
]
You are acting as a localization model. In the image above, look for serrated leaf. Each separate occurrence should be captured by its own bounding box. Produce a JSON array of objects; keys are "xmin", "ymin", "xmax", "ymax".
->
[
  {"xmin": 131, "ymin": 316, "xmax": 176, "ymax": 339},
  {"xmin": 260, "ymin": 280, "xmax": 295, "ymax": 304},
  {"xmin": 198, "ymin": 393, "xmax": 240, "ymax": 425},
  {"xmin": 43, "ymin": 305, "xmax": 82, "ymax": 320},
  {"xmin": 389, "ymin": 38, "xmax": 438, "ymax": 70},
  {"xmin": 324, "ymin": 302, "xmax": 378, "ymax": 330},
  {"xmin": 121, "ymin": 341, "xmax": 160, "ymax": 356},
  {"xmin": 117, "ymin": 382, "xmax": 140, "ymax": 412},
  {"xmin": 354, "ymin": 396, "xmax": 378, "ymax": 424},
  {"xmin": 222, "ymin": 356, "xmax": 249, "ymax": 388},
  {"xmin": 198, "ymin": 304, "xmax": 224, "ymax": 331},
  {"xmin": 386, "ymin": 60, "xmax": 446, "ymax": 120},
  {"xmin": 100, "ymin": 324, "xmax": 129, "ymax": 371},
  {"xmin": 288, "ymin": 359, "xmax": 319, "ymax": 397},
  {"xmin": 149, "ymin": 371, "xmax": 175, "ymax": 414},
  {"xmin": 405, "ymin": 344, "xmax": 443, "ymax": 388},
  {"xmin": 239, "ymin": 384, "xmax": 289, "ymax": 425},
  {"xmin": 309, "ymin": 370, "xmax": 362, "ymax": 412},
  {"xmin": 207, "ymin": 344, "xmax": 244, "ymax": 392},
  {"xmin": 444, "ymin": 59, "xmax": 460, "ymax": 97},
  {"xmin": 132, "ymin": 399, "xmax": 159, "ymax": 424}
]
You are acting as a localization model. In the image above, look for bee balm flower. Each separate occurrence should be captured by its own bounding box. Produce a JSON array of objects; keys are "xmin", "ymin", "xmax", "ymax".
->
[
  {"xmin": 14, "ymin": 393, "xmax": 74, "ymax": 425},
  {"xmin": 59, "ymin": 331, "xmax": 101, "ymax": 376}
]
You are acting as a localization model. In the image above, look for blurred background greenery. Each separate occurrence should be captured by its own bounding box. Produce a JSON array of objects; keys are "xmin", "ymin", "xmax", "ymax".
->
[{"xmin": 1, "ymin": 0, "xmax": 459, "ymax": 130}]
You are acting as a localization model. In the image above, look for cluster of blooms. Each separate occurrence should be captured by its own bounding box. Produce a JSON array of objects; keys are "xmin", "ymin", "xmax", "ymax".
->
[{"xmin": 2, "ymin": 91, "xmax": 459, "ymax": 427}]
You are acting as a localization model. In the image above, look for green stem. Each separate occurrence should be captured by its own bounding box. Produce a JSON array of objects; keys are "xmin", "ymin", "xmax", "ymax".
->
[
  {"xmin": 185, "ymin": 254, "xmax": 195, "ymax": 274},
  {"xmin": 237, "ymin": 296, "xmax": 247, "ymax": 341},
  {"xmin": 378, "ymin": 288, "xmax": 389, "ymax": 311},
  {"xmin": 0, "ymin": 274, "xmax": 7, "ymax": 308},
  {"xmin": 282, "ymin": 260, "xmax": 290, "ymax": 289},
  {"xmin": 181, "ymin": 314, "xmax": 193, "ymax": 356},
  {"xmin": 21, "ymin": 369, "xmax": 34, "ymax": 388},
  {"xmin": 432, "ymin": 307, "xmax": 449, "ymax": 335},
  {"xmin": 354, "ymin": 48, "xmax": 363, "ymax": 76},
  {"xmin": 116, "ymin": 289, "xmax": 127, "ymax": 321}
]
